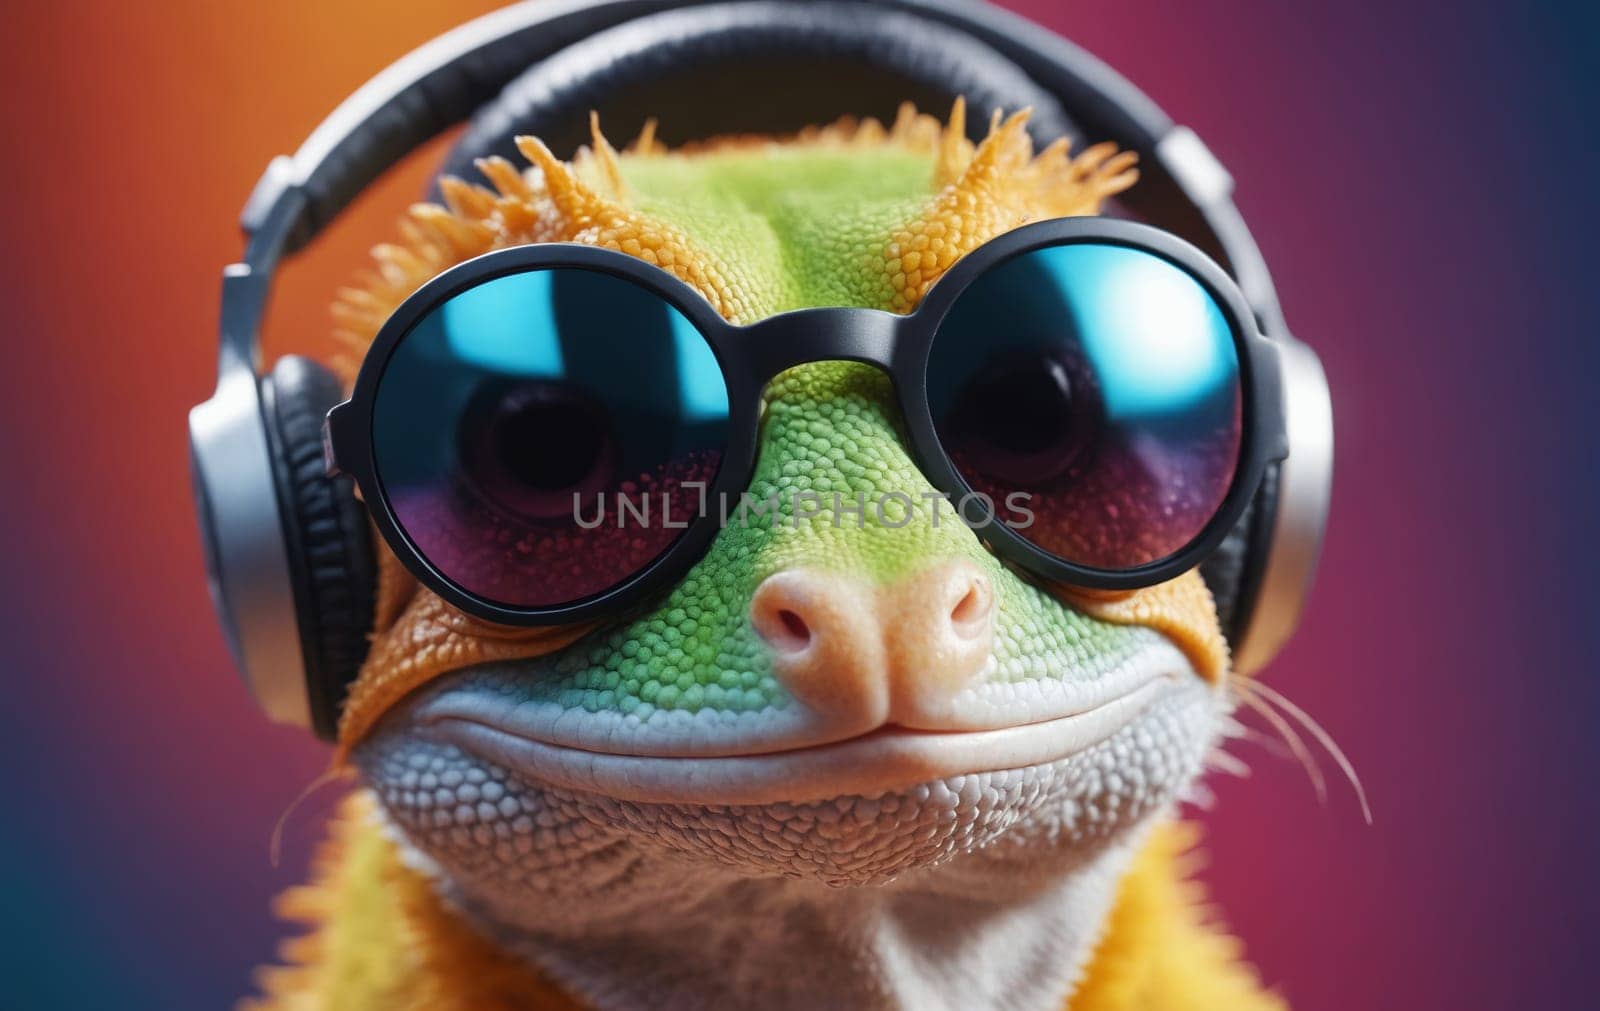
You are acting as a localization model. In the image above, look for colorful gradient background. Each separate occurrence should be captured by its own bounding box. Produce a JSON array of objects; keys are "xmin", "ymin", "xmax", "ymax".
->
[{"xmin": 1, "ymin": 2, "xmax": 1595, "ymax": 1008}]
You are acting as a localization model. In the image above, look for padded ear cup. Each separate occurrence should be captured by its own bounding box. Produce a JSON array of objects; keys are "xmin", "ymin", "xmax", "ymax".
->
[
  {"xmin": 1200, "ymin": 462, "xmax": 1280, "ymax": 651},
  {"xmin": 261, "ymin": 356, "xmax": 377, "ymax": 740},
  {"xmin": 436, "ymin": 1, "xmax": 1081, "ymax": 179}
]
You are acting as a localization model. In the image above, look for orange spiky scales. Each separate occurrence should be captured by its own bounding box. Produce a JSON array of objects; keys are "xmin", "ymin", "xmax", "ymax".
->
[{"xmin": 330, "ymin": 99, "xmax": 1136, "ymax": 374}]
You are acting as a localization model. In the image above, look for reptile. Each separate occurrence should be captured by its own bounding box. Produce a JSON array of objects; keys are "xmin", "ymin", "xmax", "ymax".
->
[{"xmin": 244, "ymin": 101, "xmax": 1283, "ymax": 1011}]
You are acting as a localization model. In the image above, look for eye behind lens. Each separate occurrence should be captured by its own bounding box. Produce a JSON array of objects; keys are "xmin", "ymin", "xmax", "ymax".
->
[
  {"xmin": 372, "ymin": 264, "xmax": 732, "ymax": 610},
  {"xmin": 457, "ymin": 379, "xmax": 620, "ymax": 523},
  {"xmin": 926, "ymin": 241, "xmax": 1244, "ymax": 572},
  {"xmin": 941, "ymin": 347, "xmax": 1103, "ymax": 487}
]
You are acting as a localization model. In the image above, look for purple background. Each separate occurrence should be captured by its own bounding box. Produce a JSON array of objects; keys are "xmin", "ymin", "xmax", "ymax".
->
[{"xmin": 0, "ymin": 2, "xmax": 1595, "ymax": 1008}]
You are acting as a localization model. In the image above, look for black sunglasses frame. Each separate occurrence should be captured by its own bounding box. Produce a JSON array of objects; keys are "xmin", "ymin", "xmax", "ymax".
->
[{"xmin": 326, "ymin": 217, "xmax": 1288, "ymax": 627}]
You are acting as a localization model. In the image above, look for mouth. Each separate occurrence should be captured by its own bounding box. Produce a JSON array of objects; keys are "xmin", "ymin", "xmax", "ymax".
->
[{"xmin": 419, "ymin": 647, "xmax": 1186, "ymax": 805}]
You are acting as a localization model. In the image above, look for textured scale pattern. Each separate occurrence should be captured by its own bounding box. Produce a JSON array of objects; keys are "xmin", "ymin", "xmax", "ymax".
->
[
  {"xmin": 246, "ymin": 793, "xmax": 1282, "ymax": 1011},
  {"xmin": 338, "ymin": 361, "xmax": 1227, "ymax": 748},
  {"xmin": 250, "ymin": 102, "xmax": 1276, "ymax": 1011},
  {"xmin": 389, "ymin": 364, "xmax": 1169, "ymax": 743},
  {"xmin": 329, "ymin": 101, "xmax": 1137, "ymax": 373},
  {"xmin": 361, "ymin": 680, "xmax": 1213, "ymax": 891},
  {"xmin": 331, "ymin": 102, "xmax": 1162, "ymax": 748}
]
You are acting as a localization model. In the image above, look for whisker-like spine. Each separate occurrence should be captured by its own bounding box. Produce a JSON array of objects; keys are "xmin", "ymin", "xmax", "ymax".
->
[
  {"xmin": 1235, "ymin": 680, "xmax": 1329, "ymax": 804},
  {"xmin": 1205, "ymin": 749, "xmax": 1252, "ymax": 779},
  {"xmin": 1250, "ymin": 680, "xmax": 1372, "ymax": 825}
]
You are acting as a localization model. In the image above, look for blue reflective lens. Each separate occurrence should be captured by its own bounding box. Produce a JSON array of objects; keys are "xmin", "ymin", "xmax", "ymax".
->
[
  {"xmin": 927, "ymin": 242, "xmax": 1243, "ymax": 570},
  {"xmin": 441, "ymin": 270, "xmax": 566, "ymax": 376},
  {"xmin": 373, "ymin": 267, "xmax": 729, "ymax": 608},
  {"xmin": 1052, "ymin": 247, "xmax": 1235, "ymax": 419}
]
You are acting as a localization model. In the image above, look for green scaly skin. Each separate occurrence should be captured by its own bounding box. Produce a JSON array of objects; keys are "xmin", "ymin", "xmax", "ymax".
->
[
  {"xmin": 354, "ymin": 141, "xmax": 1232, "ymax": 1010},
  {"xmin": 622, "ymin": 148, "xmax": 933, "ymax": 313}
]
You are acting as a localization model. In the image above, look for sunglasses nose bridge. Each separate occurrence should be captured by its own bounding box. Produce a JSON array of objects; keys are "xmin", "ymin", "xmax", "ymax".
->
[
  {"xmin": 734, "ymin": 308, "xmax": 944, "ymax": 497},
  {"xmin": 738, "ymin": 306, "xmax": 905, "ymax": 382}
]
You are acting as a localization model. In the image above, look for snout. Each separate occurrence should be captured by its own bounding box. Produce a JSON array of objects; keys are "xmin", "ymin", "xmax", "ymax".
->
[{"xmin": 749, "ymin": 559, "xmax": 995, "ymax": 730}]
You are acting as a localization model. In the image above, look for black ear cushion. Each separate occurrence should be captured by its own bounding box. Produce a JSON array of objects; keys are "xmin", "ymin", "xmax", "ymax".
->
[
  {"xmin": 1201, "ymin": 461, "xmax": 1280, "ymax": 649},
  {"xmin": 436, "ymin": 1, "xmax": 1081, "ymax": 180},
  {"xmin": 262, "ymin": 356, "xmax": 377, "ymax": 740}
]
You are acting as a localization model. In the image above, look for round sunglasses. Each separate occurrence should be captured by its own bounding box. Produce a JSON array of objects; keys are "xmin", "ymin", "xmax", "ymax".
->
[{"xmin": 325, "ymin": 217, "xmax": 1288, "ymax": 626}]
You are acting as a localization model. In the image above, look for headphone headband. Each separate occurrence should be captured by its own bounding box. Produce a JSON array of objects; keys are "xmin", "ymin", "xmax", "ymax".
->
[{"xmin": 226, "ymin": 0, "xmax": 1285, "ymax": 376}]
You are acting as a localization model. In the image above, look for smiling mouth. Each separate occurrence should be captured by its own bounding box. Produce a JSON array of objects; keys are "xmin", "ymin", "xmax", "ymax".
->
[{"xmin": 423, "ymin": 674, "xmax": 1177, "ymax": 806}]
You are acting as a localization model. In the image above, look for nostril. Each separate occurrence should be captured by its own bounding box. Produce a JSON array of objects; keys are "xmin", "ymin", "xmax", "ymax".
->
[
  {"xmin": 749, "ymin": 569, "xmax": 887, "ymax": 726},
  {"xmin": 948, "ymin": 576, "xmax": 993, "ymax": 639},
  {"xmin": 776, "ymin": 608, "xmax": 812, "ymax": 649},
  {"xmin": 750, "ymin": 574, "xmax": 828, "ymax": 658},
  {"xmin": 951, "ymin": 587, "xmax": 982, "ymax": 624}
]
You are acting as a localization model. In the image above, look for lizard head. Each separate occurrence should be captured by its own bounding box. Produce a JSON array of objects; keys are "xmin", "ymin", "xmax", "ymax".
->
[{"xmin": 337, "ymin": 104, "xmax": 1234, "ymax": 933}]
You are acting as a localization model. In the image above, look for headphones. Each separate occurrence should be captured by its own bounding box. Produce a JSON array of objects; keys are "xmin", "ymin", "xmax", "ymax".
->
[{"xmin": 190, "ymin": 0, "xmax": 1333, "ymax": 741}]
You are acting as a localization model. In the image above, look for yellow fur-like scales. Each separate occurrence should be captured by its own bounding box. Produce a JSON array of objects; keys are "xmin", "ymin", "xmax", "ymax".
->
[{"xmin": 244, "ymin": 795, "xmax": 1282, "ymax": 1011}]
